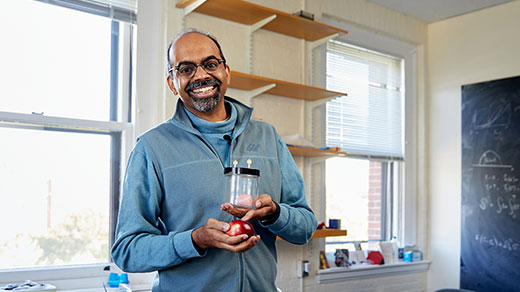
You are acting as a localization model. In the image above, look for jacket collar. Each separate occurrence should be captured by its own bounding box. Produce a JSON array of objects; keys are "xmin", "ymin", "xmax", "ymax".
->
[{"xmin": 169, "ymin": 96, "xmax": 253, "ymax": 139}]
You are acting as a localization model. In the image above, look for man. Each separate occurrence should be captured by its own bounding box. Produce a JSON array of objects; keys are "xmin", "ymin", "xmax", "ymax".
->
[{"xmin": 111, "ymin": 29, "xmax": 317, "ymax": 292}]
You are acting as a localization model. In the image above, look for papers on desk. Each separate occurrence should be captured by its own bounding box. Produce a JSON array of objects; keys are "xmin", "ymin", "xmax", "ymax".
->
[{"xmin": 0, "ymin": 281, "xmax": 56, "ymax": 292}]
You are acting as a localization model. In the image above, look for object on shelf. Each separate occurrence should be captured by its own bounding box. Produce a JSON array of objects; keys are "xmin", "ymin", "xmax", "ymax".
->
[
  {"xmin": 107, "ymin": 272, "xmax": 130, "ymax": 288},
  {"xmin": 334, "ymin": 249, "xmax": 349, "ymax": 267},
  {"xmin": 120, "ymin": 273, "xmax": 129, "ymax": 284},
  {"xmin": 319, "ymin": 250, "xmax": 330, "ymax": 269},
  {"xmin": 176, "ymin": 0, "xmax": 348, "ymax": 41},
  {"xmin": 398, "ymin": 247, "xmax": 404, "ymax": 259},
  {"xmin": 328, "ymin": 218, "xmax": 341, "ymax": 229},
  {"xmin": 108, "ymin": 272, "xmax": 120, "ymax": 287},
  {"xmin": 317, "ymin": 221, "xmax": 326, "ymax": 229},
  {"xmin": 403, "ymin": 251, "xmax": 413, "ymax": 262},
  {"xmin": 403, "ymin": 249, "xmax": 423, "ymax": 262},
  {"xmin": 350, "ymin": 250, "xmax": 366, "ymax": 265},
  {"xmin": 367, "ymin": 251, "xmax": 384, "ymax": 265},
  {"xmin": 292, "ymin": 10, "xmax": 314, "ymax": 20},
  {"xmin": 379, "ymin": 241, "xmax": 398, "ymax": 264},
  {"xmin": 413, "ymin": 250, "xmax": 423, "ymax": 261}
]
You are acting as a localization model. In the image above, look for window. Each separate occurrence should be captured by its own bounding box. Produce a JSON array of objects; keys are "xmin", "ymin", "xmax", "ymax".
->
[
  {"xmin": 0, "ymin": 0, "xmax": 135, "ymax": 276},
  {"xmin": 324, "ymin": 40, "xmax": 405, "ymax": 254}
]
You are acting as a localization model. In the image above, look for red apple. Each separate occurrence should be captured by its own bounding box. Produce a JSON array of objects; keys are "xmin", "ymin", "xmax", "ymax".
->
[{"xmin": 226, "ymin": 220, "xmax": 255, "ymax": 237}]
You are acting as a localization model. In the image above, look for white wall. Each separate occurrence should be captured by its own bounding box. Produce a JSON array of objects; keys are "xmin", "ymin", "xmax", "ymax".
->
[
  {"xmin": 134, "ymin": 0, "xmax": 169, "ymax": 136},
  {"xmin": 427, "ymin": 1, "xmax": 520, "ymax": 291}
]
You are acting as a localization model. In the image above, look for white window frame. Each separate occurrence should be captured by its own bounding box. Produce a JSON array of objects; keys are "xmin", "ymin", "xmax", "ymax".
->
[
  {"xmin": 0, "ymin": 0, "xmax": 147, "ymax": 288},
  {"xmin": 314, "ymin": 18, "xmax": 422, "ymax": 280},
  {"xmin": 0, "ymin": 116, "xmax": 141, "ymax": 290}
]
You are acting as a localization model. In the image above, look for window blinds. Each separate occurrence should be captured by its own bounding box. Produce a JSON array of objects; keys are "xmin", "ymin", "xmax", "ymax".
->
[
  {"xmin": 35, "ymin": 0, "xmax": 136, "ymax": 23},
  {"xmin": 326, "ymin": 40, "xmax": 404, "ymax": 159}
]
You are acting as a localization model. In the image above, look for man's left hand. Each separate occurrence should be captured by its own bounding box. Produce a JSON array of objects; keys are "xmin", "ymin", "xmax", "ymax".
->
[{"xmin": 221, "ymin": 194, "xmax": 277, "ymax": 222}]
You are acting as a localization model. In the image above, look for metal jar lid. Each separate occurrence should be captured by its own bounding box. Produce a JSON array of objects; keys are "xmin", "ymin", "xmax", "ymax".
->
[{"xmin": 224, "ymin": 167, "xmax": 260, "ymax": 176}]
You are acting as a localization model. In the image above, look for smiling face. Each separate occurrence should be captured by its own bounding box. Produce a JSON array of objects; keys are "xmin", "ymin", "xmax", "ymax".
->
[{"xmin": 167, "ymin": 33, "xmax": 230, "ymax": 121}]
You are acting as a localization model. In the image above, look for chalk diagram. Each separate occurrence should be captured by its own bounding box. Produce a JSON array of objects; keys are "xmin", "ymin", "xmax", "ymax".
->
[
  {"xmin": 472, "ymin": 150, "xmax": 513, "ymax": 169},
  {"xmin": 472, "ymin": 100, "xmax": 512, "ymax": 131}
]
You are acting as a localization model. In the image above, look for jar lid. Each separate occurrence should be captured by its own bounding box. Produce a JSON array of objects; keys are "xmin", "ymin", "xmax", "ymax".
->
[{"xmin": 224, "ymin": 167, "xmax": 260, "ymax": 176}]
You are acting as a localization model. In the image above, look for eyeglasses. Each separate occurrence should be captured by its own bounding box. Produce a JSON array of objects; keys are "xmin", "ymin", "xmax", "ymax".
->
[{"xmin": 170, "ymin": 57, "xmax": 225, "ymax": 79}]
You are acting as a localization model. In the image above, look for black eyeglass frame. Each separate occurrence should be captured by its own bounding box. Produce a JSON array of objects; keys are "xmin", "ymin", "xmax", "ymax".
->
[{"xmin": 169, "ymin": 57, "xmax": 226, "ymax": 78}]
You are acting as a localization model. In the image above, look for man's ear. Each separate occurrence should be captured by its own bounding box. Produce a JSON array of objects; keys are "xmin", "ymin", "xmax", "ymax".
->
[
  {"xmin": 225, "ymin": 64, "xmax": 231, "ymax": 86},
  {"xmin": 166, "ymin": 75, "xmax": 179, "ymax": 96}
]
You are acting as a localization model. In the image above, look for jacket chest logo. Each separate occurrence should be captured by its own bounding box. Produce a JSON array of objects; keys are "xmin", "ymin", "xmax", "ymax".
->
[{"xmin": 246, "ymin": 144, "xmax": 260, "ymax": 152}]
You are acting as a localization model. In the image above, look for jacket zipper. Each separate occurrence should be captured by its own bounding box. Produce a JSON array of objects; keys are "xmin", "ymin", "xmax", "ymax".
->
[
  {"xmin": 226, "ymin": 137, "xmax": 246, "ymax": 292},
  {"xmin": 238, "ymin": 251, "xmax": 244, "ymax": 292},
  {"xmin": 197, "ymin": 133, "xmax": 246, "ymax": 290},
  {"xmin": 195, "ymin": 134, "xmax": 225, "ymax": 169},
  {"xmin": 228, "ymin": 137, "xmax": 234, "ymax": 167}
]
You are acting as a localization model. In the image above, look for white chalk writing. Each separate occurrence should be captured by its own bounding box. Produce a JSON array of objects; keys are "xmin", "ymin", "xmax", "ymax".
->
[
  {"xmin": 480, "ymin": 194, "xmax": 518, "ymax": 219},
  {"xmin": 475, "ymin": 233, "xmax": 520, "ymax": 251},
  {"xmin": 504, "ymin": 173, "xmax": 519, "ymax": 183}
]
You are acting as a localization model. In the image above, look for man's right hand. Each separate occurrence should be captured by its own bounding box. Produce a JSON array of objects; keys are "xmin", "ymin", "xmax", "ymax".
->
[{"xmin": 191, "ymin": 218, "xmax": 260, "ymax": 254}]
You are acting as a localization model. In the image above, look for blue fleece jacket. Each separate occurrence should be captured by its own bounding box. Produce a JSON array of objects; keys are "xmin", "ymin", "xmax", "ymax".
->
[
  {"xmin": 111, "ymin": 97, "xmax": 317, "ymax": 292},
  {"xmin": 183, "ymin": 101, "xmax": 236, "ymax": 165}
]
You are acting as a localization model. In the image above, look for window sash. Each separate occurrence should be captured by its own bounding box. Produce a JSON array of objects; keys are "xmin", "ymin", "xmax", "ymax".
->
[
  {"xmin": 0, "ymin": 112, "xmax": 133, "ymax": 269},
  {"xmin": 326, "ymin": 40, "xmax": 404, "ymax": 159},
  {"xmin": 325, "ymin": 158, "xmax": 399, "ymax": 246},
  {"xmin": 34, "ymin": 0, "xmax": 137, "ymax": 23}
]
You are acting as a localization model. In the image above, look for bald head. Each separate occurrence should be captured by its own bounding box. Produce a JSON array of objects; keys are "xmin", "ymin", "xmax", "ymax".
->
[{"xmin": 167, "ymin": 29, "xmax": 226, "ymax": 78}]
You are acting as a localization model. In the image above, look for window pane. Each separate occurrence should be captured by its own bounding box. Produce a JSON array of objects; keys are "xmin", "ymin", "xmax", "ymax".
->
[
  {"xmin": 325, "ymin": 158, "xmax": 382, "ymax": 252},
  {"xmin": 0, "ymin": 127, "xmax": 111, "ymax": 270},
  {"xmin": 326, "ymin": 40, "xmax": 404, "ymax": 158},
  {"xmin": 0, "ymin": 0, "xmax": 111, "ymax": 121}
]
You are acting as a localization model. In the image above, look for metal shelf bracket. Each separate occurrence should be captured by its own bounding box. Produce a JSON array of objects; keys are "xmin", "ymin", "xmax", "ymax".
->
[
  {"xmin": 181, "ymin": 0, "xmax": 207, "ymax": 16},
  {"xmin": 245, "ymin": 83, "xmax": 276, "ymax": 106}
]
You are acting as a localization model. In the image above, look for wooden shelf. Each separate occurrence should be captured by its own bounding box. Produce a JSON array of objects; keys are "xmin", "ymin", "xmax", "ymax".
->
[
  {"xmin": 312, "ymin": 229, "xmax": 347, "ymax": 238},
  {"xmin": 230, "ymin": 71, "xmax": 346, "ymax": 101},
  {"xmin": 277, "ymin": 229, "xmax": 347, "ymax": 240},
  {"xmin": 177, "ymin": 0, "xmax": 348, "ymax": 41},
  {"xmin": 288, "ymin": 146, "xmax": 347, "ymax": 157}
]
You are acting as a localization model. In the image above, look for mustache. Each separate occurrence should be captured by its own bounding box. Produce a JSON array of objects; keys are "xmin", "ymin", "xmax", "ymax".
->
[{"xmin": 185, "ymin": 78, "xmax": 221, "ymax": 92}]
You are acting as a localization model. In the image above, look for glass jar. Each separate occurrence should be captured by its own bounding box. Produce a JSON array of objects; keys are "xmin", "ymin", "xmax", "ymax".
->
[{"xmin": 224, "ymin": 166, "xmax": 260, "ymax": 209}]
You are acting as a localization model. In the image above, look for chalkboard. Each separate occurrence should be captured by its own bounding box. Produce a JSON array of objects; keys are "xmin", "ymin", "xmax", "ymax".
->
[{"xmin": 461, "ymin": 76, "xmax": 520, "ymax": 292}]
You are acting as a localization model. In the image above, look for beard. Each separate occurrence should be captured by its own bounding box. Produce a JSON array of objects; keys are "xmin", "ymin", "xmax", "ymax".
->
[
  {"xmin": 185, "ymin": 78, "xmax": 222, "ymax": 112},
  {"xmin": 191, "ymin": 93, "xmax": 221, "ymax": 112}
]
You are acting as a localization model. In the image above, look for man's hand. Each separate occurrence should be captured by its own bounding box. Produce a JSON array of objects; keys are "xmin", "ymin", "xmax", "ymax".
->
[
  {"xmin": 191, "ymin": 218, "xmax": 260, "ymax": 253},
  {"xmin": 221, "ymin": 194, "xmax": 278, "ymax": 222}
]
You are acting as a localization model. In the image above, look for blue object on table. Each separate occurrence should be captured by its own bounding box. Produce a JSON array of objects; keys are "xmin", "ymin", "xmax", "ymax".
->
[
  {"xmin": 398, "ymin": 247, "xmax": 404, "ymax": 259},
  {"xmin": 107, "ymin": 272, "xmax": 120, "ymax": 287},
  {"xmin": 403, "ymin": 251, "xmax": 413, "ymax": 262},
  {"xmin": 413, "ymin": 250, "xmax": 423, "ymax": 261},
  {"xmin": 119, "ymin": 273, "xmax": 129, "ymax": 284}
]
